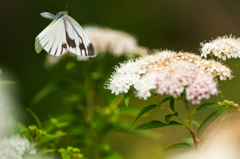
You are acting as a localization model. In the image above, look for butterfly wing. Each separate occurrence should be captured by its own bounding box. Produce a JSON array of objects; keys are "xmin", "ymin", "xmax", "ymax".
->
[
  {"xmin": 35, "ymin": 21, "xmax": 57, "ymax": 53},
  {"xmin": 35, "ymin": 13, "xmax": 95, "ymax": 57},
  {"xmin": 35, "ymin": 18, "xmax": 68, "ymax": 56},
  {"xmin": 63, "ymin": 15, "xmax": 95, "ymax": 57}
]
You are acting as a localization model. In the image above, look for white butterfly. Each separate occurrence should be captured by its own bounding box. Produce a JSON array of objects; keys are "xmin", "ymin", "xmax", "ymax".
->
[{"xmin": 35, "ymin": 11, "xmax": 95, "ymax": 57}]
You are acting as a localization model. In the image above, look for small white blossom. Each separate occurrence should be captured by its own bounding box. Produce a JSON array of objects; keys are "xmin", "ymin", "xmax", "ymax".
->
[
  {"xmin": 0, "ymin": 135, "xmax": 36, "ymax": 159},
  {"xmin": 134, "ymin": 73, "xmax": 159, "ymax": 100},
  {"xmin": 200, "ymin": 35, "xmax": 240, "ymax": 60},
  {"xmin": 186, "ymin": 74, "xmax": 218, "ymax": 104}
]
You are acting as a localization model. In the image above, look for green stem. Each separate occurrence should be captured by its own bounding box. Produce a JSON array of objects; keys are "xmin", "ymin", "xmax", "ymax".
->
[
  {"xmin": 229, "ymin": 63, "xmax": 240, "ymax": 68},
  {"xmin": 191, "ymin": 131, "xmax": 198, "ymax": 151},
  {"xmin": 151, "ymin": 95, "xmax": 190, "ymax": 130},
  {"xmin": 182, "ymin": 98, "xmax": 192, "ymax": 131},
  {"xmin": 192, "ymin": 104, "xmax": 198, "ymax": 116},
  {"xmin": 151, "ymin": 95, "xmax": 160, "ymax": 103},
  {"xmin": 182, "ymin": 96, "xmax": 198, "ymax": 150}
]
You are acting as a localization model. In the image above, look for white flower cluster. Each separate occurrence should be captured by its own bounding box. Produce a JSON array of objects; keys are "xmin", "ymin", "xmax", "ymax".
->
[
  {"xmin": 0, "ymin": 135, "xmax": 36, "ymax": 159},
  {"xmin": 200, "ymin": 35, "xmax": 240, "ymax": 60},
  {"xmin": 106, "ymin": 51, "xmax": 232, "ymax": 104},
  {"xmin": 196, "ymin": 59, "xmax": 232, "ymax": 80},
  {"xmin": 185, "ymin": 71, "xmax": 218, "ymax": 104},
  {"xmin": 83, "ymin": 26, "xmax": 148, "ymax": 57},
  {"xmin": 218, "ymin": 100, "xmax": 238, "ymax": 107},
  {"xmin": 45, "ymin": 26, "xmax": 148, "ymax": 67},
  {"xmin": 107, "ymin": 51, "xmax": 176, "ymax": 95},
  {"xmin": 135, "ymin": 61, "xmax": 217, "ymax": 104},
  {"xmin": 149, "ymin": 52, "xmax": 232, "ymax": 80}
]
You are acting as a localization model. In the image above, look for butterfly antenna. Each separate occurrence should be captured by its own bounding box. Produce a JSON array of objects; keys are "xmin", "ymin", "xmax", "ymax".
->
[
  {"xmin": 66, "ymin": 1, "xmax": 85, "ymax": 11},
  {"xmin": 65, "ymin": 3, "xmax": 68, "ymax": 11}
]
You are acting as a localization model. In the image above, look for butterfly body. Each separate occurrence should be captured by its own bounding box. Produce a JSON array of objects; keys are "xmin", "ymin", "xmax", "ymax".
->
[{"xmin": 35, "ymin": 11, "xmax": 95, "ymax": 57}]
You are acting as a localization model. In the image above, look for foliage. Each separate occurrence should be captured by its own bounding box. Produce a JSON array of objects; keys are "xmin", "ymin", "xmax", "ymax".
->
[{"xmin": 17, "ymin": 52, "xmax": 153, "ymax": 159}]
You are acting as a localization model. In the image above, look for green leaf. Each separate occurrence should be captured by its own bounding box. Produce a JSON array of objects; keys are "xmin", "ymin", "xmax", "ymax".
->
[
  {"xmin": 58, "ymin": 149, "xmax": 71, "ymax": 159},
  {"xmin": 185, "ymin": 120, "xmax": 201, "ymax": 127},
  {"xmin": 165, "ymin": 115, "xmax": 172, "ymax": 124},
  {"xmin": 26, "ymin": 108, "xmax": 42, "ymax": 129},
  {"xmin": 218, "ymin": 92, "xmax": 223, "ymax": 98},
  {"xmin": 131, "ymin": 104, "xmax": 157, "ymax": 127},
  {"xmin": 119, "ymin": 107, "xmax": 143, "ymax": 116},
  {"xmin": 124, "ymin": 90, "xmax": 132, "ymax": 107},
  {"xmin": 197, "ymin": 102, "xmax": 221, "ymax": 111},
  {"xmin": 197, "ymin": 107, "xmax": 228, "ymax": 139},
  {"xmin": 133, "ymin": 120, "xmax": 166, "ymax": 130},
  {"xmin": 54, "ymin": 114, "xmax": 77, "ymax": 122},
  {"xmin": 131, "ymin": 97, "xmax": 174, "ymax": 127},
  {"xmin": 100, "ymin": 122, "xmax": 160, "ymax": 138},
  {"xmin": 192, "ymin": 120, "xmax": 201, "ymax": 127},
  {"xmin": 197, "ymin": 102, "xmax": 232, "ymax": 111},
  {"xmin": 159, "ymin": 97, "xmax": 174, "ymax": 105},
  {"xmin": 161, "ymin": 143, "xmax": 193, "ymax": 152},
  {"xmin": 37, "ymin": 133, "xmax": 66, "ymax": 145},
  {"xmin": 18, "ymin": 123, "xmax": 31, "ymax": 138},
  {"xmin": 57, "ymin": 122, "xmax": 71, "ymax": 128},
  {"xmin": 170, "ymin": 99, "xmax": 175, "ymax": 112},
  {"xmin": 182, "ymin": 138, "xmax": 194, "ymax": 145},
  {"xmin": 132, "ymin": 120, "xmax": 182, "ymax": 131},
  {"xmin": 165, "ymin": 112, "xmax": 178, "ymax": 124},
  {"xmin": 167, "ymin": 121, "xmax": 182, "ymax": 126}
]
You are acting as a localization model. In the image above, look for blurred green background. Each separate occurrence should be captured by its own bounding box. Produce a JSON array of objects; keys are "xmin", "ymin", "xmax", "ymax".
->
[{"xmin": 1, "ymin": 0, "xmax": 240, "ymax": 158}]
